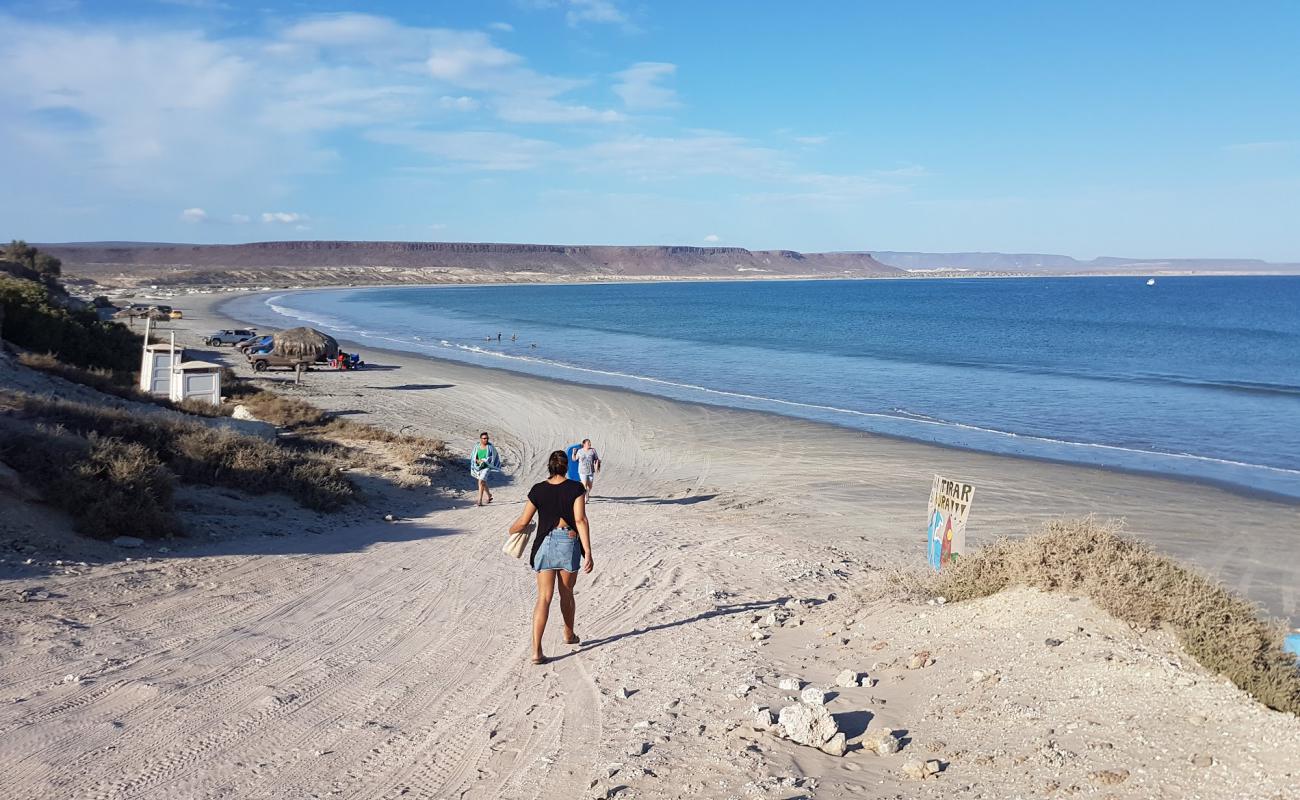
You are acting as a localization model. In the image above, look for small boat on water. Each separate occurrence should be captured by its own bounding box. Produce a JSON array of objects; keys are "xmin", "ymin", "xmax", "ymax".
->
[{"xmin": 1146, "ymin": 278, "xmax": 1156, "ymax": 286}]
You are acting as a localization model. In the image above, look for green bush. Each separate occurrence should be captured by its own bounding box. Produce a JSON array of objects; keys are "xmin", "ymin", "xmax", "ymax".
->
[{"xmin": 0, "ymin": 275, "xmax": 141, "ymax": 372}]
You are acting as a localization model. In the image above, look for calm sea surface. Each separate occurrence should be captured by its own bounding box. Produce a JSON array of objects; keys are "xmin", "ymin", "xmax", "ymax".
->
[{"xmin": 223, "ymin": 277, "xmax": 1300, "ymax": 498}]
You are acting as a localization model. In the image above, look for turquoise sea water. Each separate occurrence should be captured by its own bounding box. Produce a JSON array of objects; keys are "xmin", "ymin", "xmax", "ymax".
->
[{"xmin": 223, "ymin": 277, "xmax": 1300, "ymax": 498}]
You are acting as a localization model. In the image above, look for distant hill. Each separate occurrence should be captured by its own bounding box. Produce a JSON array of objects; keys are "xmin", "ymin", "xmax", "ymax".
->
[
  {"xmin": 871, "ymin": 251, "xmax": 1300, "ymax": 274},
  {"xmin": 40, "ymin": 240, "xmax": 904, "ymax": 288}
]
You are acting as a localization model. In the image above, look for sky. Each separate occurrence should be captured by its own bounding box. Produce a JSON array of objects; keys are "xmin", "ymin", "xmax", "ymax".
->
[{"xmin": 1, "ymin": 0, "xmax": 1297, "ymax": 260}]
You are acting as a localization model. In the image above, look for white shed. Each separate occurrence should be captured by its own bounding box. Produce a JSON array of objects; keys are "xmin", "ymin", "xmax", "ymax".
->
[
  {"xmin": 140, "ymin": 342, "xmax": 181, "ymax": 397},
  {"xmin": 169, "ymin": 360, "xmax": 222, "ymax": 406}
]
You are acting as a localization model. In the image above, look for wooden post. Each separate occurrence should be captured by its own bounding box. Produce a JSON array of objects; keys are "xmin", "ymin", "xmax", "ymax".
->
[{"xmin": 295, "ymin": 362, "xmax": 305, "ymax": 385}]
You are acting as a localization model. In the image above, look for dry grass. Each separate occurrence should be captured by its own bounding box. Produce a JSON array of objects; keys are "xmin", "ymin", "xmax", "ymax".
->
[
  {"xmin": 932, "ymin": 517, "xmax": 1300, "ymax": 714},
  {"xmin": 230, "ymin": 387, "xmax": 448, "ymax": 481},
  {"xmin": 237, "ymin": 391, "xmax": 328, "ymax": 428},
  {"xmin": 18, "ymin": 351, "xmax": 138, "ymax": 398},
  {"xmin": 0, "ymin": 390, "xmax": 355, "ymax": 512},
  {"xmin": 19, "ymin": 351, "xmax": 230, "ymax": 417},
  {"xmin": 0, "ymin": 424, "xmax": 180, "ymax": 539}
]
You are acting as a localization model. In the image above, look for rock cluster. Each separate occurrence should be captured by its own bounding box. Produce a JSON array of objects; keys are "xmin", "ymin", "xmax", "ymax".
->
[{"xmin": 901, "ymin": 758, "xmax": 943, "ymax": 780}]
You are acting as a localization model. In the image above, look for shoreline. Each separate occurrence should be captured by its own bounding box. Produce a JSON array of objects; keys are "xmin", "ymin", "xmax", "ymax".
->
[
  {"xmin": 188, "ymin": 288, "xmax": 1300, "ymax": 624},
  {"xmin": 213, "ymin": 285, "xmax": 1300, "ymax": 506}
]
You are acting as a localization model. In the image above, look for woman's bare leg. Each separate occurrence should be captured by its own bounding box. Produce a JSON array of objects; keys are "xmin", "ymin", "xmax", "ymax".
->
[
  {"xmin": 477, "ymin": 479, "xmax": 487, "ymax": 506},
  {"xmin": 557, "ymin": 570, "xmax": 579, "ymax": 642},
  {"xmin": 532, "ymin": 569, "xmax": 556, "ymax": 661}
]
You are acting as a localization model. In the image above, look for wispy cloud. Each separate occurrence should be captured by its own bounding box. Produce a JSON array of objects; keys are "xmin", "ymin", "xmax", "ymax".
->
[
  {"xmin": 368, "ymin": 129, "xmax": 558, "ymax": 171},
  {"xmin": 180, "ymin": 207, "xmax": 207, "ymax": 223},
  {"xmin": 520, "ymin": 0, "xmax": 637, "ymax": 31},
  {"xmin": 261, "ymin": 211, "xmax": 308, "ymax": 224},
  {"xmin": 703, "ymin": 233, "xmax": 720, "ymax": 242},
  {"xmin": 1224, "ymin": 140, "xmax": 1299, "ymax": 154},
  {"xmin": 613, "ymin": 62, "xmax": 679, "ymax": 110}
]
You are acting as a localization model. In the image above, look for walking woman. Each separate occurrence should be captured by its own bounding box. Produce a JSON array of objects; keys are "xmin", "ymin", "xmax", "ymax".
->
[
  {"xmin": 507, "ymin": 450, "xmax": 593, "ymax": 665},
  {"xmin": 470, "ymin": 432, "xmax": 502, "ymax": 506}
]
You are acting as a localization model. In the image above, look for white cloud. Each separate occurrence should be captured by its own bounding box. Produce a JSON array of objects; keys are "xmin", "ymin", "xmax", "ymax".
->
[
  {"xmin": 488, "ymin": 22, "xmax": 514, "ymax": 32},
  {"xmin": 232, "ymin": 213, "xmax": 251, "ymax": 223},
  {"xmin": 180, "ymin": 207, "xmax": 208, "ymax": 223},
  {"xmin": 367, "ymin": 129, "xmax": 556, "ymax": 171},
  {"xmin": 565, "ymin": 0, "xmax": 629, "ymax": 27},
  {"xmin": 157, "ymin": 0, "xmax": 232, "ymax": 8},
  {"xmin": 262, "ymin": 211, "xmax": 308, "ymax": 224},
  {"xmin": 793, "ymin": 135, "xmax": 828, "ymax": 146},
  {"xmin": 613, "ymin": 62, "xmax": 679, "ymax": 110},
  {"xmin": 703, "ymin": 233, "xmax": 720, "ymax": 242},
  {"xmin": 520, "ymin": 0, "xmax": 636, "ymax": 30},
  {"xmin": 439, "ymin": 95, "xmax": 481, "ymax": 111}
]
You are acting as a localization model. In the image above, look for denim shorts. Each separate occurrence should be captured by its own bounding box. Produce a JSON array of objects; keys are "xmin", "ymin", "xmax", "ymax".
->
[{"xmin": 534, "ymin": 527, "xmax": 581, "ymax": 573}]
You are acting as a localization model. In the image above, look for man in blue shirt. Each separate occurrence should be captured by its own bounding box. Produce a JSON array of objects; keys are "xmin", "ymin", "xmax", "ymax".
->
[{"xmin": 565, "ymin": 442, "xmax": 583, "ymax": 482}]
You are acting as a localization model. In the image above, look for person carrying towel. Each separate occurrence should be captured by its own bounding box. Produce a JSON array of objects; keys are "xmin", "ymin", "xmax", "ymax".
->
[{"xmin": 470, "ymin": 431, "xmax": 501, "ymax": 507}]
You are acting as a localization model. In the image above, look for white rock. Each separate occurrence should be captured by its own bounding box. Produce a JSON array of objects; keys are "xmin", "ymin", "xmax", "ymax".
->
[
  {"xmin": 626, "ymin": 741, "xmax": 649, "ymax": 757},
  {"xmin": 750, "ymin": 630, "xmax": 769, "ymax": 641},
  {"xmin": 231, "ymin": 404, "xmax": 258, "ymax": 421},
  {"xmin": 835, "ymin": 669, "xmax": 860, "ymax": 688},
  {"xmin": 778, "ymin": 677, "xmax": 802, "ymax": 692},
  {"xmin": 112, "ymin": 536, "xmax": 144, "ymax": 549},
  {"xmin": 777, "ymin": 701, "xmax": 839, "ymax": 748},
  {"xmin": 751, "ymin": 707, "xmax": 775, "ymax": 731},
  {"xmin": 820, "ymin": 732, "xmax": 847, "ymax": 757},
  {"xmin": 616, "ymin": 687, "xmax": 631, "ymax": 700},
  {"xmin": 864, "ymin": 728, "xmax": 900, "ymax": 755},
  {"xmin": 734, "ymin": 683, "xmax": 753, "ymax": 697},
  {"xmin": 799, "ymin": 686, "xmax": 826, "ymax": 705}
]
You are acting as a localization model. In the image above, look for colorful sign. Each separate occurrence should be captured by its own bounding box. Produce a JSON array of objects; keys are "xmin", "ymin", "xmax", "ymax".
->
[{"xmin": 927, "ymin": 474, "xmax": 975, "ymax": 571}]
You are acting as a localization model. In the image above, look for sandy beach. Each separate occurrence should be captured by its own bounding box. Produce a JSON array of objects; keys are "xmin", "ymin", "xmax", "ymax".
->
[{"xmin": 2, "ymin": 289, "xmax": 1298, "ymax": 799}]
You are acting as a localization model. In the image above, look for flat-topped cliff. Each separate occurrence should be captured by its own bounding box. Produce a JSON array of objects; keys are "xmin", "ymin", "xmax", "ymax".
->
[{"xmin": 42, "ymin": 241, "xmax": 903, "ymax": 288}]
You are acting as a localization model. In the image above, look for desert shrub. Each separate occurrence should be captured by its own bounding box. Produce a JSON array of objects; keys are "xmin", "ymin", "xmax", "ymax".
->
[
  {"xmin": 169, "ymin": 426, "xmax": 353, "ymax": 511},
  {"xmin": 70, "ymin": 434, "xmax": 179, "ymax": 539},
  {"xmin": 238, "ymin": 391, "xmax": 328, "ymax": 428},
  {"xmin": 0, "ymin": 424, "xmax": 180, "ymax": 540},
  {"xmin": 0, "ymin": 390, "xmax": 354, "ymax": 512},
  {"xmin": 220, "ymin": 367, "xmax": 261, "ymax": 398},
  {"xmin": 0, "ymin": 274, "xmax": 141, "ymax": 372},
  {"xmin": 933, "ymin": 517, "xmax": 1300, "ymax": 715}
]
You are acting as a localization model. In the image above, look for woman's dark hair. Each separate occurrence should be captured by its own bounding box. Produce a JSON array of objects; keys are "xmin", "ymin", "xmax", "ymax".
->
[{"xmin": 547, "ymin": 450, "xmax": 569, "ymax": 476}]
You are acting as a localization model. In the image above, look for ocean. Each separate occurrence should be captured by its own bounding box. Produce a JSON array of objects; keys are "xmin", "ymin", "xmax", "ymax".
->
[{"xmin": 223, "ymin": 276, "xmax": 1300, "ymax": 498}]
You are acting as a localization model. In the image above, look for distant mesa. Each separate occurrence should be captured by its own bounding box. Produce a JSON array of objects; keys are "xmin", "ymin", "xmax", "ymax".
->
[
  {"xmin": 871, "ymin": 251, "xmax": 1299, "ymax": 275},
  {"xmin": 35, "ymin": 241, "xmax": 1300, "ymax": 289},
  {"xmin": 38, "ymin": 240, "xmax": 904, "ymax": 288}
]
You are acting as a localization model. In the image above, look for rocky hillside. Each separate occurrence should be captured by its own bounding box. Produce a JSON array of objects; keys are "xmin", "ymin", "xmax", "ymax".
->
[{"xmin": 43, "ymin": 241, "xmax": 903, "ymax": 288}]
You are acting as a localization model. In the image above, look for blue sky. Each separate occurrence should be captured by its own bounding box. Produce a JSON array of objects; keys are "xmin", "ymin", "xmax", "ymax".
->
[{"xmin": 1, "ymin": 0, "xmax": 1297, "ymax": 259}]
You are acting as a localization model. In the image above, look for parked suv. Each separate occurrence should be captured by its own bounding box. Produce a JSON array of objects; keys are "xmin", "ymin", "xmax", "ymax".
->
[
  {"xmin": 205, "ymin": 329, "xmax": 257, "ymax": 346},
  {"xmin": 246, "ymin": 352, "xmax": 313, "ymax": 372}
]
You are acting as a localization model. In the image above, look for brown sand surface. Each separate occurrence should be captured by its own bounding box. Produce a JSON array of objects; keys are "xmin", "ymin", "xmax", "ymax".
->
[{"xmin": 1, "ymin": 290, "xmax": 1297, "ymax": 799}]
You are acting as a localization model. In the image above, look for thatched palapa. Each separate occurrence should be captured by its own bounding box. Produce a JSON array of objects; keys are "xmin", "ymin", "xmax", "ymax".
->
[{"xmin": 271, "ymin": 327, "xmax": 339, "ymax": 360}]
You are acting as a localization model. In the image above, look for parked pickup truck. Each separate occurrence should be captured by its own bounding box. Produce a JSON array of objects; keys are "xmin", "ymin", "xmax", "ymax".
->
[
  {"xmin": 246, "ymin": 352, "xmax": 314, "ymax": 372},
  {"xmin": 205, "ymin": 329, "xmax": 257, "ymax": 346}
]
